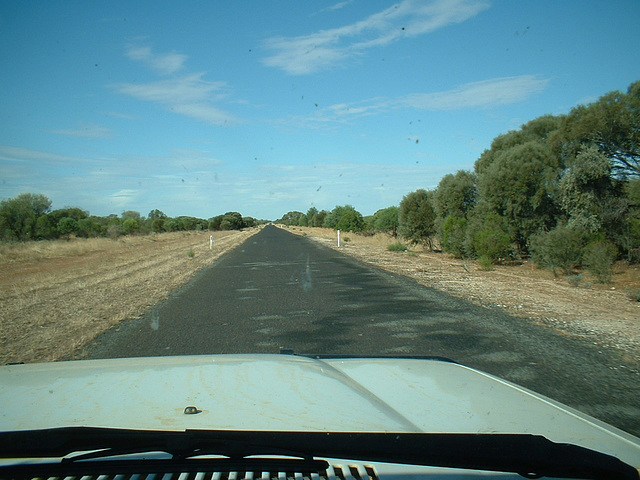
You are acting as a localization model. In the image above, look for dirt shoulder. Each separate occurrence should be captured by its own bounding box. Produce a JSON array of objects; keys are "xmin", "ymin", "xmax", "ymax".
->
[
  {"xmin": 0, "ymin": 229, "xmax": 259, "ymax": 364},
  {"xmin": 282, "ymin": 226, "xmax": 640, "ymax": 367}
]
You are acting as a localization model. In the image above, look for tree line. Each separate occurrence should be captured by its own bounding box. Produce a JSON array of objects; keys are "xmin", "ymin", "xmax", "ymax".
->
[
  {"xmin": 0, "ymin": 194, "xmax": 263, "ymax": 241},
  {"xmin": 280, "ymin": 81, "xmax": 640, "ymax": 282}
]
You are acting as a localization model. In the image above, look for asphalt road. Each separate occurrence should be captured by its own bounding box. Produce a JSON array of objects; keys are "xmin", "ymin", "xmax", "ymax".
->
[{"xmin": 86, "ymin": 224, "xmax": 640, "ymax": 436}]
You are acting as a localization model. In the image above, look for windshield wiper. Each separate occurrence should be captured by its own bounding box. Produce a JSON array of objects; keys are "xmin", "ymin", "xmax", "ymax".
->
[{"xmin": 0, "ymin": 427, "xmax": 637, "ymax": 480}]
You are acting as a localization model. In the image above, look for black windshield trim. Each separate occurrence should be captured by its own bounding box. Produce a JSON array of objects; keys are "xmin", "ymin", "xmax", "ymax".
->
[{"xmin": 0, "ymin": 428, "xmax": 637, "ymax": 480}]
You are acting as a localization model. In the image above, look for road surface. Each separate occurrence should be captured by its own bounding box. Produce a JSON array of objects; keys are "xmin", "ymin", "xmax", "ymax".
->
[{"xmin": 86, "ymin": 225, "xmax": 640, "ymax": 436}]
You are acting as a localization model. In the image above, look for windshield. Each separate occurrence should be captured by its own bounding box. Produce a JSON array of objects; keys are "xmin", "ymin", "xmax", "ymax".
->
[{"xmin": 1, "ymin": 0, "xmax": 639, "ymax": 467}]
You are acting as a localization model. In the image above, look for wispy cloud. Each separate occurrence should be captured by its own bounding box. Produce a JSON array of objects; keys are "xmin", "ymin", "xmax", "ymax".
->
[
  {"xmin": 399, "ymin": 75, "xmax": 549, "ymax": 109},
  {"xmin": 312, "ymin": 1, "xmax": 354, "ymax": 16},
  {"xmin": 49, "ymin": 122, "xmax": 112, "ymax": 138},
  {"xmin": 327, "ymin": 1, "xmax": 353, "ymax": 12},
  {"xmin": 113, "ymin": 45, "xmax": 238, "ymax": 125},
  {"xmin": 263, "ymin": 0, "xmax": 490, "ymax": 74},
  {"xmin": 125, "ymin": 45, "xmax": 187, "ymax": 75},
  {"xmin": 290, "ymin": 75, "xmax": 549, "ymax": 127},
  {"xmin": 0, "ymin": 145, "xmax": 98, "ymax": 165}
]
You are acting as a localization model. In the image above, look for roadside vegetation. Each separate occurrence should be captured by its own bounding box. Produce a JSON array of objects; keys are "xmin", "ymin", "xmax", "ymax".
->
[
  {"xmin": 0, "ymin": 197, "xmax": 268, "ymax": 243},
  {"xmin": 279, "ymin": 81, "xmax": 640, "ymax": 285}
]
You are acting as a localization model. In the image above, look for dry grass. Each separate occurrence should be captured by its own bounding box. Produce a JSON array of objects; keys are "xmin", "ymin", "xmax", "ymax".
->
[
  {"xmin": 0, "ymin": 229, "xmax": 259, "ymax": 364},
  {"xmin": 283, "ymin": 225, "xmax": 640, "ymax": 364}
]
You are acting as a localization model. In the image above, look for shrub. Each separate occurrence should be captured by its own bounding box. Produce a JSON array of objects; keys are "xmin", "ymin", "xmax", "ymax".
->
[
  {"xmin": 566, "ymin": 274, "xmax": 584, "ymax": 288},
  {"xmin": 187, "ymin": 247, "xmax": 195, "ymax": 258},
  {"xmin": 626, "ymin": 287, "xmax": 640, "ymax": 302},
  {"xmin": 473, "ymin": 224, "xmax": 510, "ymax": 261},
  {"xmin": 529, "ymin": 224, "xmax": 587, "ymax": 276},
  {"xmin": 388, "ymin": 242, "xmax": 407, "ymax": 252},
  {"xmin": 122, "ymin": 217, "xmax": 139, "ymax": 235},
  {"xmin": 441, "ymin": 216, "xmax": 467, "ymax": 258},
  {"xmin": 583, "ymin": 241, "xmax": 617, "ymax": 283},
  {"xmin": 399, "ymin": 189, "xmax": 436, "ymax": 249},
  {"xmin": 477, "ymin": 255, "xmax": 494, "ymax": 271}
]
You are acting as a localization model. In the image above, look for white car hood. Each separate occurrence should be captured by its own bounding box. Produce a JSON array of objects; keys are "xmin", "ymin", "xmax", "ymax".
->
[{"xmin": 1, "ymin": 354, "xmax": 639, "ymax": 467}]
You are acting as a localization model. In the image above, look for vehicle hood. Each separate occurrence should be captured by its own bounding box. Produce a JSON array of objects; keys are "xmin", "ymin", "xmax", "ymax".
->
[{"xmin": 1, "ymin": 354, "xmax": 639, "ymax": 466}]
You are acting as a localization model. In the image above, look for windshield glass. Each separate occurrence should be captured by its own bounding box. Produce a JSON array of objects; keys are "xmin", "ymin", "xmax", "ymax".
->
[{"xmin": 1, "ymin": 0, "xmax": 639, "ymax": 451}]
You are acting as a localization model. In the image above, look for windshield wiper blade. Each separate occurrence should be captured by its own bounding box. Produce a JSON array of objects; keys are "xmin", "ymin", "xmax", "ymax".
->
[{"xmin": 0, "ymin": 428, "xmax": 637, "ymax": 480}]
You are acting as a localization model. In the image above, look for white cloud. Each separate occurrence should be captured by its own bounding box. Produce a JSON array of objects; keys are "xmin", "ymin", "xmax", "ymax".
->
[
  {"xmin": 112, "ymin": 72, "xmax": 236, "ymax": 126},
  {"xmin": 327, "ymin": 1, "xmax": 353, "ymax": 12},
  {"xmin": 400, "ymin": 75, "xmax": 549, "ymax": 109},
  {"xmin": 114, "ymin": 44, "xmax": 238, "ymax": 126},
  {"xmin": 289, "ymin": 75, "xmax": 549, "ymax": 127},
  {"xmin": 108, "ymin": 189, "xmax": 140, "ymax": 211},
  {"xmin": 0, "ymin": 145, "xmax": 97, "ymax": 165},
  {"xmin": 125, "ymin": 45, "xmax": 187, "ymax": 75},
  {"xmin": 263, "ymin": 0, "xmax": 490, "ymax": 74},
  {"xmin": 49, "ymin": 123, "xmax": 112, "ymax": 138}
]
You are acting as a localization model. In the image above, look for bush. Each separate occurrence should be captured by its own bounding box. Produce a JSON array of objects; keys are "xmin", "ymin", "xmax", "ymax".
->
[
  {"xmin": 387, "ymin": 242, "xmax": 407, "ymax": 252},
  {"xmin": 441, "ymin": 216, "xmax": 467, "ymax": 258},
  {"xmin": 105, "ymin": 222, "xmax": 123, "ymax": 238},
  {"xmin": 57, "ymin": 217, "xmax": 79, "ymax": 238},
  {"xmin": 399, "ymin": 189, "xmax": 436, "ymax": 249},
  {"xmin": 477, "ymin": 255, "xmax": 494, "ymax": 271},
  {"xmin": 187, "ymin": 247, "xmax": 195, "ymax": 258},
  {"xmin": 122, "ymin": 217, "xmax": 139, "ymax": 235},
  {"xmin": 626, "ymin": 287, "xmax": 640, "ymax": 302},
  {"xmin": 530, "ymin": 224, "xmax": 587, "ymax": 275},
  {"xmin": 583, "ymin": 241, "xmax": 617, "ymax": 283},
  {"xmin": 566, "ymin": 274, "xmax": 584, "ymax": 288},
  {"xmin": 473, "ymin": 224, "xmax": 510, "ymax": 261}
]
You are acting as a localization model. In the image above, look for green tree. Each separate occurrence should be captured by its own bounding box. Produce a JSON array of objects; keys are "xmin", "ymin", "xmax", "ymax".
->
[
  {"xmin": 583, "ymin": 240, "xmax": 618, "ymax": 283},
  {"xmin": 323, "ymin": 206, "xmax": 346, "ymax": 229},
  {"xmin": 372, "ymin": 206, "xmax": 399, "ymax": 236},
  {"xmin": 34, "ymin": 214, "xmax": 54, "ymax": 239},
  {"xmin": 432, "ymin": 170, "xmax": 477, "ymax": 220},
  {"xmin": 314, "ymin": 210, "xmax": 328, "ymax": 227},
  {"xmin": 335, "ymin": 206, "xmax": 364, "ymax": 232},
  {"xmin": 530, "ymin": 223, "xmax": 588, "ymax": 275},
  {"xmin": 279, "ymin": 211, "xmax": 303, "ymax": 226},
  {"xmin": 559, "ymin": 146, "xmax": 618, "ymax": 232},
  {"xmin": 163, "ymin": 218, "xmax": 179, "ymax": 232},
  {"xmin": 209, "ymin": 215, "xmax": 224, "ymax": 231},
  {"xmin": 558, "ymin": 81, "xmax": 640, "ymax": 177},
  {"xmin": 147, "ymin": 209, "xmax": 167, "ymax": 220},
  {"xmin": 441, "ymin": 216, "xmax": 467, "ymax": 258},
  {"xmin": 323, "ymin": 205, "xmax": 364, "ymax": 232},
  {"xmin": 398, "ymin": 189, "xmax": 436, "ymax": 249},
  {"xmin": 475, "ymin": 140, "xmax": 560, "ymax": 253},
  {"xmin": 471, "ymin": 213, "xmax": 511, "ymax": 262},
  {"xmin": 176, "ymin": 216, "xmax": 197, "ymax": 231},
  {"xmin": 306, "ymin": 207, "xmax": 321, "ymax": 227},
  {"xmin": 151, "ymin": 218, "xmax": 166, "ymax": 233},
  {"xmin": 122, "ymin": 217, "xmax": 140, "ymax": 235},
  {"xmin": 77, "ymin": 217, "xmax": 102, "ymax": 238},
  {"xmin": 49, "ymin": 207, "xmax": 87, "ymax": 224},
  {"xmin": 242, "ymin": 216, "xmax": 257, "ymax": 228},
  {"xmin": 220, "ymin": 212, "xmax": 244, "ymax": 230},
  {"xmin": 0, "ymin": 193, "xmax": 52, "ymax": 240},
  {"xmin": 122, "ymin": 210, "xmax": 142, "ymax": 221},
  {"xmin": 57, "ymin": 217, "xmax": 79, "ymax": 239}
]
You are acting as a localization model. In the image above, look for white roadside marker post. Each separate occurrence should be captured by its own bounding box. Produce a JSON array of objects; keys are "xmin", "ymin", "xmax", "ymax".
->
[
  {"xmin": 210, "ymin": 235, "xmax": 213, "ymax": 250},
  {"xmin": 337, "ymin": 229, "xmax": 340, "ymax": 247}
]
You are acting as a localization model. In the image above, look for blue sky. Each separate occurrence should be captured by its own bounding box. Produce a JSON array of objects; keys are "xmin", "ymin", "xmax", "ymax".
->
[{"xmin": 1, "ymin": 1, "xmax": 639, "ymax": 220}]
